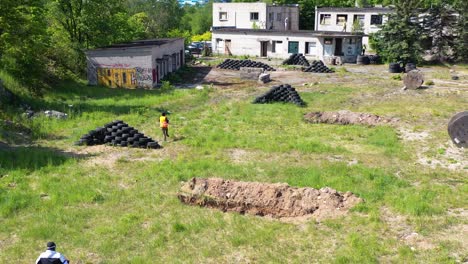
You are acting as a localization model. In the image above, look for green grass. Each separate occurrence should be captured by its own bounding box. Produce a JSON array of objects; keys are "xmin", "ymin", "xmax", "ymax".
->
[{"xmin": 0, "ymin": 65, "xmax": 466, "ymax": 263}]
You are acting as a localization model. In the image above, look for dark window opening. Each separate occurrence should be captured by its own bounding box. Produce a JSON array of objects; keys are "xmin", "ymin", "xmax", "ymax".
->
[
  {"xmin": 122, "ymin": 72, "xmax": 127, "ymax": 83},
  {"xmin": 250, "ymin": 12, "xmax": 259, "ymax": 21},
  {"xmin": 371, "ymin": 15, "xmax": 383, "ymax": 25}
]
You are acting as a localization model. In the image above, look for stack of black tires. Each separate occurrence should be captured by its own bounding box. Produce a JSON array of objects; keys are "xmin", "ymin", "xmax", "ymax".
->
[
  {"xmin": 388, "ymin": 62, "xmax": 402, "ymax": 73},
  {"xmin": 282, "ymin": 54, "xmax": 310, "ymax": 66},
  {"xmin": 368, "ymin": 55, "xmax": 381, "ymax": 64},
  {"xmin": 302, "ymin": 60, "xmax": 334, "ymax": 73},
  {"xmin": 75, "ymin": 120, "xmax": 161, "ymax": 149},
  {"xmin": 217, "ymin": 59, "xmax": 276, "ymax": 71},
  {"xmin": 253, "ymin": 84, "xmax": 306, "ymax": 106}
]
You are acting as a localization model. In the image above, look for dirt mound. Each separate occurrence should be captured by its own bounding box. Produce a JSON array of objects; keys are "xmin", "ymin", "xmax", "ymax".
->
[
  {"xmin": 304, "ymin": 110, "xmax": 397, "ymax": 126},
  {"xmin": 178, "ymin": 178, "xmax": 362, "ymax": 221}
]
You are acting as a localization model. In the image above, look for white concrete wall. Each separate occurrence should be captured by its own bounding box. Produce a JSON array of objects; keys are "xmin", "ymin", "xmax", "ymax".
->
[
  {"xmin": 213, "ymin": 3, "xmax": 299, "ymax": 30},
  {"xmin": 266, "ymin": 6, "xmax": 300, "ymax": 31},
  {"xmin": 213, "ymin": 3, "xmax": 268, "ymax": 29},
  {"xmin": 315, "ymin": 10, "xmax": 390, "ymax": 47},
  {"xmin": 151, "ymin": 38, "xmax": 185, "ymax": 82},
  {"xmin": 213, "ymin": 32, "xmax": 323, "ymax": 60},
  {"xmin": 213, "ymin": 31, "xmax": 362, "ymax": 63}
]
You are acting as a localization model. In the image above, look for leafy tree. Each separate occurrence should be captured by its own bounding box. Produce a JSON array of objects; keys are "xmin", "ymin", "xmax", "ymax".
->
[
  {"xmin": 373, "ymin": 0, "xmax": 425, "ymax": 64},
  {"xmin": 0, "ymin": 0, "xmax": 49, "ymax": 94}
]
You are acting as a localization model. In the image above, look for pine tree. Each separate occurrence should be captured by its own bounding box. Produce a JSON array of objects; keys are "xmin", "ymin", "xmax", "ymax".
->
[
  {"xmin": 373, "ymin": 0, "xmax": 424, "ymax": 64},
  {"xmin": 453, "ymin": 0, "xmax": 468, "ymax": 62},
  {"xmin": 424, "ymin": 1, "xmax": 458, "ymax": 61}
]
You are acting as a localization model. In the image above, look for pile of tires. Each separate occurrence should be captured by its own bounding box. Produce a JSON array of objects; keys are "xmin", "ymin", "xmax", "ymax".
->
[
  {"xmin": 252, "ymin": 84, "xmax": 306, "ymax": 106},
  {"xmin": 368, "ymin": 55, "xmax": 381, "ymax": 64},
  {"xmin": 356, "ymin": 55, "xmax": 370, "ymax": 65},
  {"xmin": 75, "ymin": 120, "xmax": 161, "ymax": 149},
  {"xmin": 302, "ymin": 60, "xmax": 334, "ymax": 73},
  {"xmin": 405, "ymin": 63, "xmax": 416, "ymax": 73},
  {"xmin": 217, "ymin": 59, "xmax": 276, "ymax": 71},
  {"xmin": 389, "ymin": 62, "xmax": 402, "ymax": 73},
  {"xmin": 282, "ymin": 54, "xmax": 310, "ymax": 66}
]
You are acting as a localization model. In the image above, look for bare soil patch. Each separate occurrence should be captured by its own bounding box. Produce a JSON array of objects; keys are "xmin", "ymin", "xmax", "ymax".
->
[
  {"xmin": 178, "ymin": 177, "xmax": 362, "ymax": 221},
  {"xmin": 304, "ymin": 110, "xmax": 398, "ymax": 126}
]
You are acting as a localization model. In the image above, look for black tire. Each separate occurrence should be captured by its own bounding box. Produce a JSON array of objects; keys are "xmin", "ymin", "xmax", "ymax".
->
[{"xmin": 389, "ymin": 62, "xmax": 401, "ymax": 73}]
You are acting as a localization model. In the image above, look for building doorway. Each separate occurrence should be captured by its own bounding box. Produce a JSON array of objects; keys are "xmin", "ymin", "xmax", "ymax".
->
[
  {"xmin": 225, "ymin": 40, "xmax": 232, "ymax": 55},
  {"xmin": 260, "ymin": 41, "xmax": 268, "ymax": 57},
  {"xmin": 288, "ymin": 41, "xmax": 299, "ymax": 54},
  {"xmin": 334, "ymin": 38, "xmax": 343, "ymax": 56}
]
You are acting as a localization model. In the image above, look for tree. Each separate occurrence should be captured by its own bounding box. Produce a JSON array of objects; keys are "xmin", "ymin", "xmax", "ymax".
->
[
  {"xmin": 0, "ymin": 0, "xmax": 49, "ymax": 94},
  {"xmin": 373, "ymin": 0, "xmax": 425, "ymax": 64},
  {"xmin": 453, "ymin": 0, "xmax": 468, "ymax": 61},
  {"xmin": 423, "ymin": 1, "xmax": 458, "ymax": 61}
]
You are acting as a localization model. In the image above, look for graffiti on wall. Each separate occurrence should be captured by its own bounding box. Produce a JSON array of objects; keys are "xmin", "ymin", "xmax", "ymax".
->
[
  {"xmin": 95, "ymin": 66, "xmax": 154, "ymax": 88},
  {"xmin": 135, "ymin": 67, "xmax": 153, "ymax": 82}
]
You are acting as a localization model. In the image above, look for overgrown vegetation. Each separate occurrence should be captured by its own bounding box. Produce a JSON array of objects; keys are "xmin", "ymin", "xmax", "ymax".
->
[{"xmin": 0, "ymin": 63, "xmax": 466, "ymax": 262}]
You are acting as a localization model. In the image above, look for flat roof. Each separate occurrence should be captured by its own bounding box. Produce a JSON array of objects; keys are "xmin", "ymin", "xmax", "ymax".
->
[
  {"xmin": 88, "ymin": 38, "xmax": 184, "ymax": 51},
  {"xmin": 213, "ymin": 28, "xmax": 365, "ymax": 37},
  {"xmin": 317, "ymin": 7, "xmax": 393, "ymax": 13}
]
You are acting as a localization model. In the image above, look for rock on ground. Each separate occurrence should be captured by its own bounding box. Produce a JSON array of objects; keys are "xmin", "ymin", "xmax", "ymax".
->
[
  {"xmin": 178, "ymin": 177, "xmax": 362, "ymax": 221},
  {"xmin": 304, "ymin": 110, "xmax": 397, "ymax": 126}
]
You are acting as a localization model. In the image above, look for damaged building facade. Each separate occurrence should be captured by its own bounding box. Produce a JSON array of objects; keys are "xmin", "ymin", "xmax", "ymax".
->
[
  {"xmin": 85, "ymin": 38, "xmax": 184, "ymax": 89},
  {"xmin": 212, "ymin": 29, "xmax": 363, "ymax": 63},
  {"xmin": 212, "ymin": 3, "xmax": 364, "ymax": 62}
]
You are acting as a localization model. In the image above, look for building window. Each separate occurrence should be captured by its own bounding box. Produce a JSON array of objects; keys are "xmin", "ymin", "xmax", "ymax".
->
[
  {"xmin": 320, "ymin": 14, "xmax": 331, "ymax": 25},
  {"xmin": 354, "ymin": 15, "xmax": 365, "ymax": 26},
  {"xmin": 250, "ymin": 12, "xmax": 259, "ymax": 21},
  {"xmin": 107, "ymin": 69, "xmax": 111, "ymax": 76},
  {"xmin": 277, "ymin": 13, "xmax": 282, "ymax": 22},
  {"xmin": 324, "ymin": 38, "xmax": 333, "ymax": 45},
  {"xmin": 269, "ymin": 12, "xmax": 274, "ymax": 22},
  {"xmin": 336, "ymin": 14, "xmax": 347, "ymax": 25},
  {"xmin": 219, "ymin": 12, "xmax": 227, "ymax": 21},
  {"xmin": 371, "ymin": 15, "xmax": 383, "ymax": 25},
  {"xmin": 122, "ymin": 72, "xmax": 127, "ymax": 83},
  {"xmin": 305, "ymin": 42, "xmax": 316, "ymax": 54}
]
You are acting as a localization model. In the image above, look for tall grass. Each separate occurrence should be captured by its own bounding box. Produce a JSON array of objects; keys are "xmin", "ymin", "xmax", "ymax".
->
[{"xmin": 0, "ymin": 67, "xmax": 466, "ymax": 263}]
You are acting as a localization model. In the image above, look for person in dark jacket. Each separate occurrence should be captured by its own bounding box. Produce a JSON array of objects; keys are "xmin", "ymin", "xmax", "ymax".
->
[{"xmin": 35, "ymin": 242, "xmax": 69, "ymax": 264}]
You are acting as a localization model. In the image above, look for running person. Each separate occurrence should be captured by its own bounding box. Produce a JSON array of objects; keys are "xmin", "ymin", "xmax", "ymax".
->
[{"xmin": 160, "ymin": 112, "xmax": 169, "ymax": 141}]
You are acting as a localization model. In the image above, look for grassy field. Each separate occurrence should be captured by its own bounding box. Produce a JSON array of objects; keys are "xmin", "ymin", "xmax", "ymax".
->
[{"xmin": 0, "ymin": 64, "xmax": 467, "ymax": 263}]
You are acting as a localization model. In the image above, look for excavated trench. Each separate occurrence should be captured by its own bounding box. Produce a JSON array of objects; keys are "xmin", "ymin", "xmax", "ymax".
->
[{"xmin": 178, "ymin": 178, "xmax": 362, "ymax": 221}]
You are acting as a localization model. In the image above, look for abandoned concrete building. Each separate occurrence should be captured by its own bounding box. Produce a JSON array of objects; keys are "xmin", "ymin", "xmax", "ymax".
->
[
  {"xmin": 315, "ymin": 7, "xmax": 393, "ymax": 47},
  {"xmin": 212, "ymin": 3, "xmax": 366, "ymax": 62},
  {"xmin": 212, "ymin": 28, "xmax": 363, "ymax": 63},
  {"xmin": 85, "ymin": 38, "xmax": 184, "ymax": 89}
]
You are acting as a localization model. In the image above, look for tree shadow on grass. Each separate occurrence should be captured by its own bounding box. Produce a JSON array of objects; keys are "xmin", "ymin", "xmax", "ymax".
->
[{"xmin": 0, "ymin": 143, "xmax": 95, "ymax": 173}]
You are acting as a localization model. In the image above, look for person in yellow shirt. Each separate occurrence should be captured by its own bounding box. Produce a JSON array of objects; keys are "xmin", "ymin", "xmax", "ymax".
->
[{"xmin": 159, "ymin": 112, "xmax": 170, "ymax": 141}]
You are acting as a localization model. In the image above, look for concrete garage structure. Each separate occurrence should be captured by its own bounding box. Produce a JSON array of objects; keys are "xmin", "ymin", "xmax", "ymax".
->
[
  {"xmin": 212, "ymin": 28, "xmax": 363, "ymax": 63},
  {"xmin": 315, "ymin": 7, "xmax": 393, "ymax": 47},
  {"xmin": 85, "ymin": 38, "xmax": 184, "ymax": 89}
]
